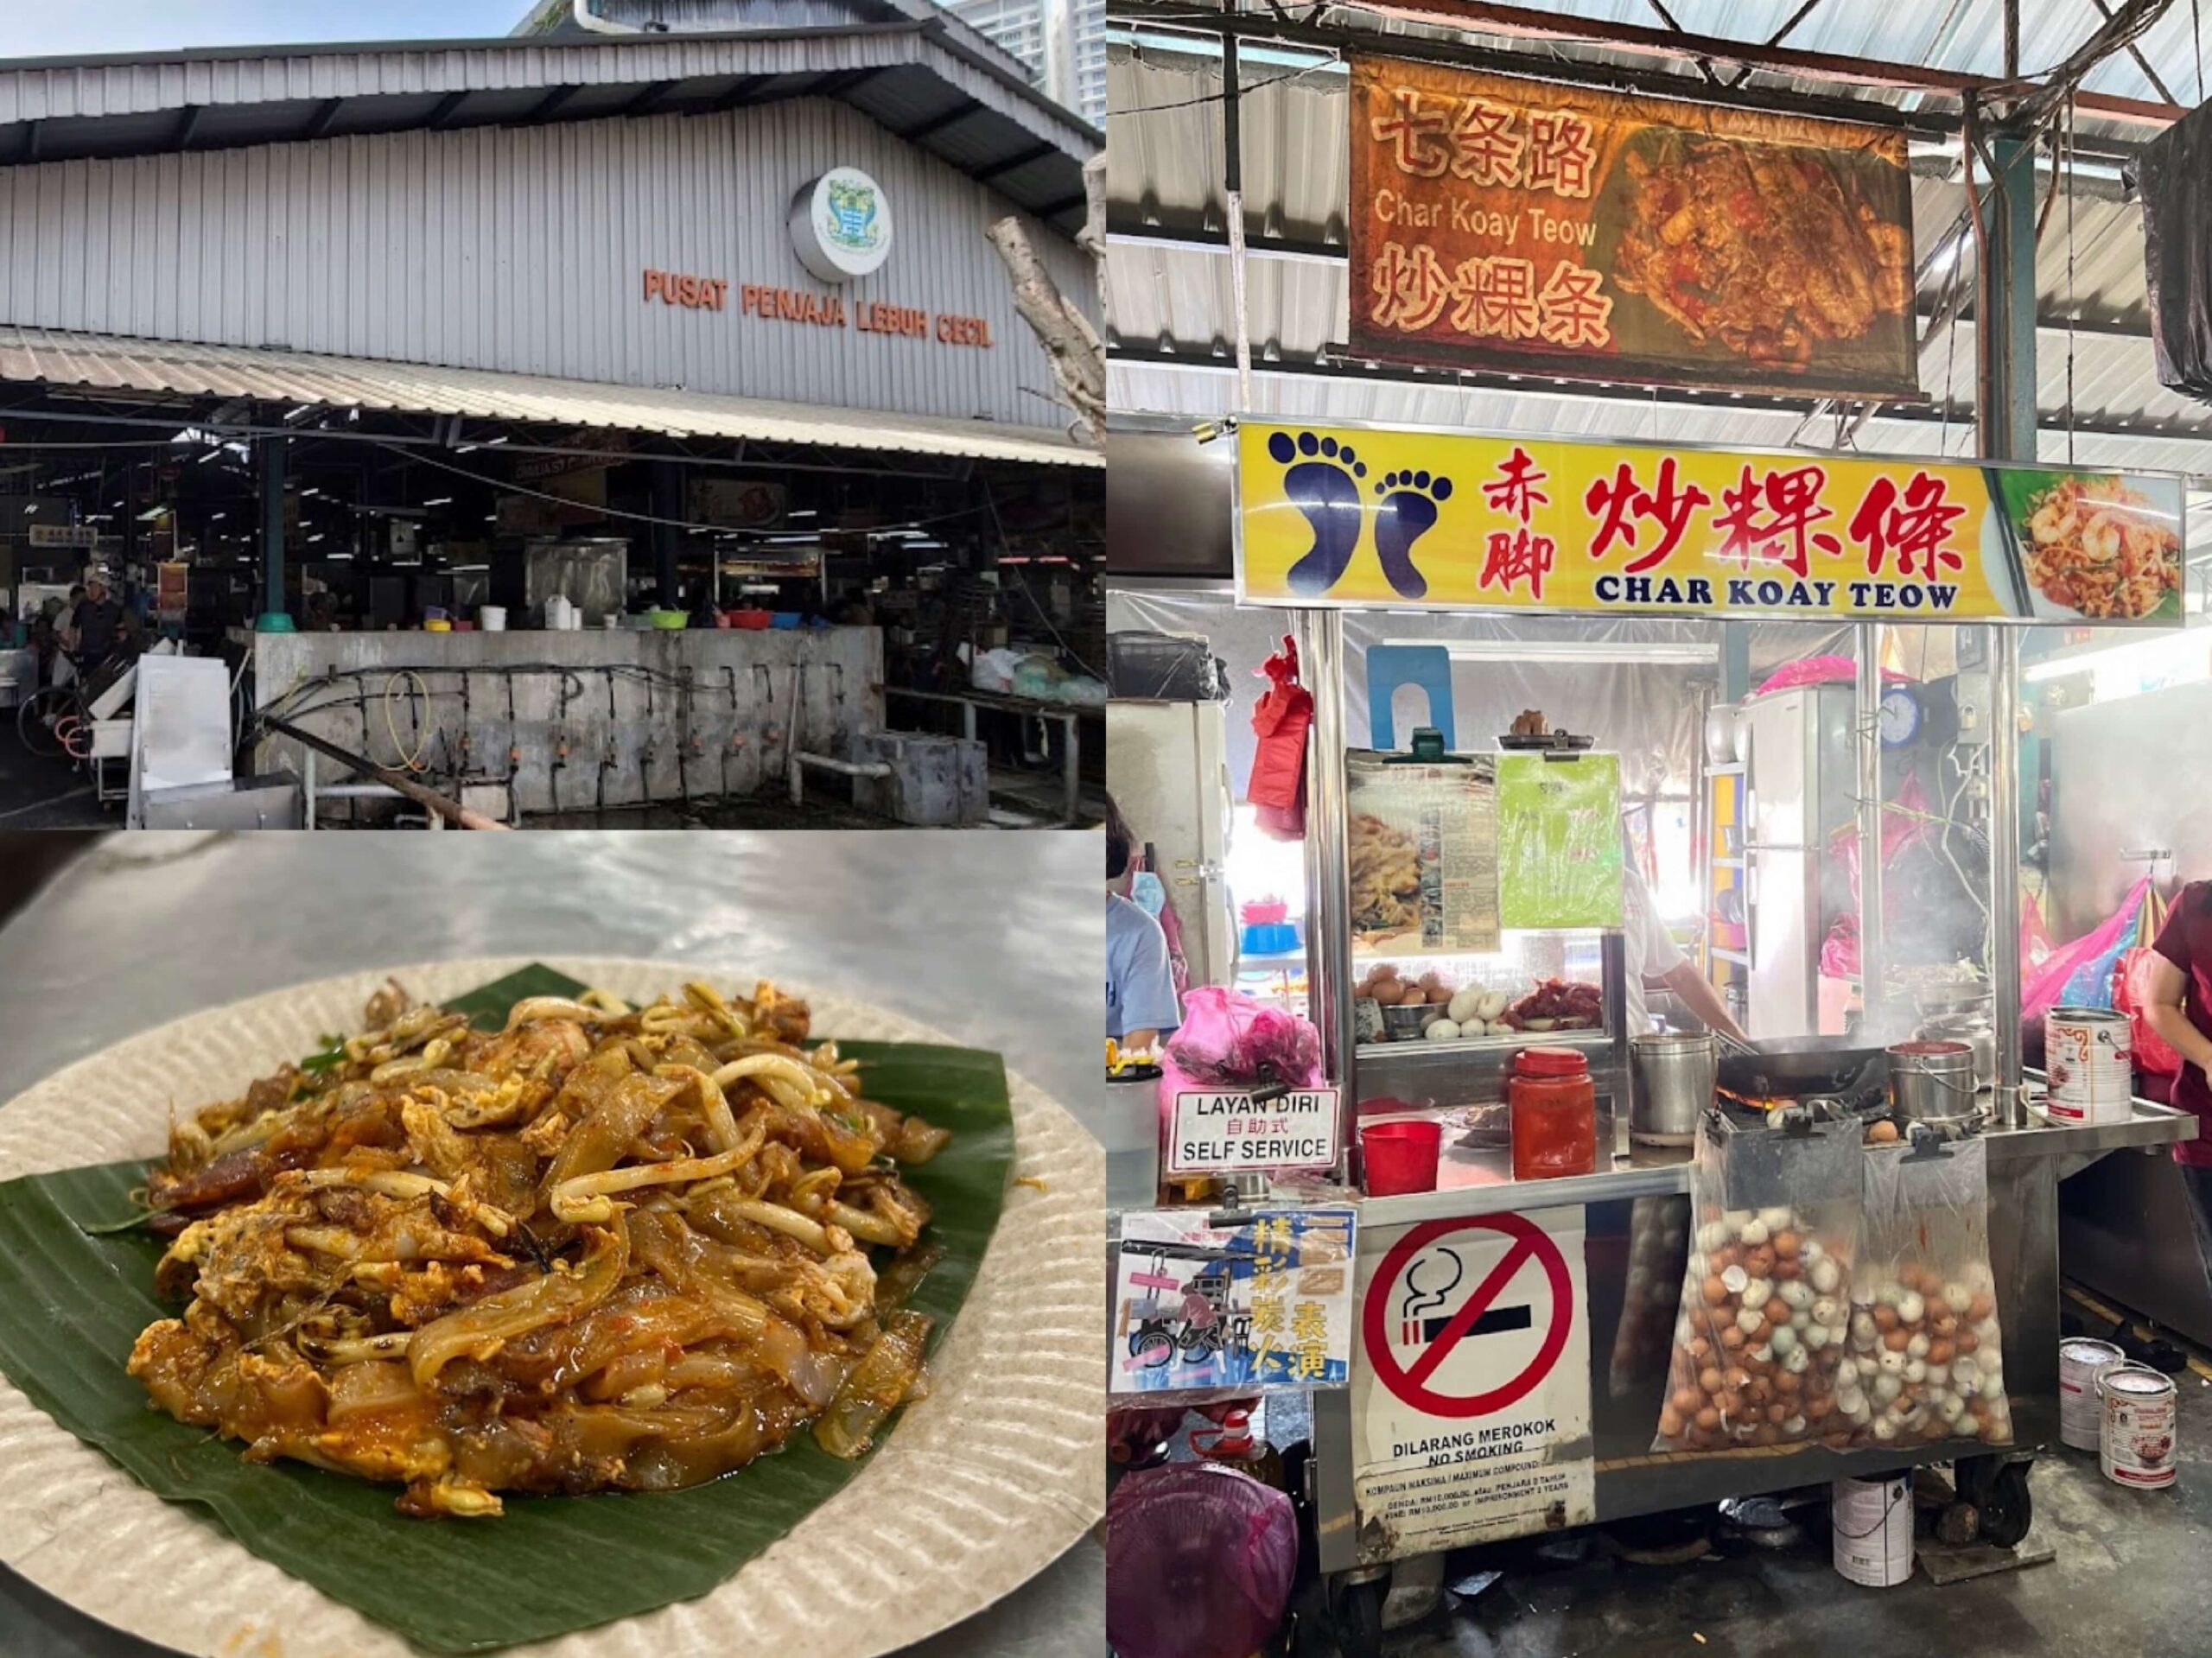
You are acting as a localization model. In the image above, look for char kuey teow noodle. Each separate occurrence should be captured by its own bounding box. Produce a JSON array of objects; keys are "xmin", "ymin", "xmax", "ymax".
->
[{"xmin": 128, "ymin": 980, "xmax": 950, "ymax": 1518}]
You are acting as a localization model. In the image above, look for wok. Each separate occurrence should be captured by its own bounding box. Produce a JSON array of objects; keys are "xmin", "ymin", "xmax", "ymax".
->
[{"xmin": 1717, "ymin": 1033, "xmax": 1887, "ymax": 1097}]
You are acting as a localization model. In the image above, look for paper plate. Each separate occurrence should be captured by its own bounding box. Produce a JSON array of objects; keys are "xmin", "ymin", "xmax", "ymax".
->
[{"xmin": 0, "ymin": 957, "xmax": 1105, "ymax": 1658}]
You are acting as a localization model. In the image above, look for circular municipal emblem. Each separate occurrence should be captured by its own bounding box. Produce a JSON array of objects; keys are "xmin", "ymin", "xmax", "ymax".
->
[{"xmin": 790, "ymin": 167, "xmax": 893, "ymax": 283}]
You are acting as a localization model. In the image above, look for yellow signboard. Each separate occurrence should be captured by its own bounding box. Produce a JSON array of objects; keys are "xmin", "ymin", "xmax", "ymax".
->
[{"xmin": 1234, "ymin": 422, "xmax": 2188, "ymax": 626}]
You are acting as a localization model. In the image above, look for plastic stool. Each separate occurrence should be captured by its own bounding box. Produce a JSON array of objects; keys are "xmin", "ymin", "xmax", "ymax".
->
[{"xmin": 1365, "ymin": 644, "xmax": 1456, "ymax": 751}]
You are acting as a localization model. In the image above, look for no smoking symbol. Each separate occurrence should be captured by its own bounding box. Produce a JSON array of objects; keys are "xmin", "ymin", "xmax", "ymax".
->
[{"xmin": 1364, "ymin": 1214, "xmax": 1573, "ymax": 1420}]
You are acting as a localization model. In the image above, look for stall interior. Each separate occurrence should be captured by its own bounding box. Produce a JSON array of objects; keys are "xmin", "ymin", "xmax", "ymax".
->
[{"xmin": 0, "ymin": 389, "xmax": 1105, "ymax": 825}]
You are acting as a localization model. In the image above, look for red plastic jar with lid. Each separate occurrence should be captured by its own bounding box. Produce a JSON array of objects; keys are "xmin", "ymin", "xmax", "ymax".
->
[{"xmin": 1510, "ymin": 1046, "xmax": 1596, "ymax": 1180}]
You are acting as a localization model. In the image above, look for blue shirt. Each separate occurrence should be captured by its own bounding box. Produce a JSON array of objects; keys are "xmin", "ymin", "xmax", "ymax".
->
[{"xmin": 1108, "ymin": 892, "xmax": 1180, "ymax": 1040}]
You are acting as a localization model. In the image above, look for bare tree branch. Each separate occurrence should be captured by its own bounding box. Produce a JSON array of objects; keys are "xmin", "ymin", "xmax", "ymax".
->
[{"xmin": 988, "ymin": 213, "xmax": 1106, "ymax": 445}]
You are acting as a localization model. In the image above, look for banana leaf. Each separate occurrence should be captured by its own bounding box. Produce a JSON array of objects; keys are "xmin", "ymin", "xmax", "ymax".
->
[{"xmin": 0, "ymin": 965, "xmax": 1014, "ymax": 1653}]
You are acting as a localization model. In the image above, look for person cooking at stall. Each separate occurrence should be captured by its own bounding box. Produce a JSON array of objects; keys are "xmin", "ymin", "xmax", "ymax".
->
[
  {"xmin": 2142, "ymin": 881, "xmax": 2212, "ymax": 1276},
  {"xmin": 1623, "ymin": 857, "xmax": 1751, "ymax": 1045},
  {"xmin": 1107, "ymin": 796, "xmax": 1180, "ymax": 1051}
]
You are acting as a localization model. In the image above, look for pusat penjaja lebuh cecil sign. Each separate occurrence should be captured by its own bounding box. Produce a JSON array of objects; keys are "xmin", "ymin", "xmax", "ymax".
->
[{"xmin": 637, "ymin": 168, "xmax": 993, "ymax": 346}]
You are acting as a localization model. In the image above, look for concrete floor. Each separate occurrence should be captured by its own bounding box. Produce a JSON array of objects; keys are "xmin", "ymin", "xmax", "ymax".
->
[
  {"xmin": 0, "ymin": 735, "xmax": 106, "ymax": 828},
  {"xmin": 1382, "ymin": 1359, "xmax": 2212, "ymax": 1657}
]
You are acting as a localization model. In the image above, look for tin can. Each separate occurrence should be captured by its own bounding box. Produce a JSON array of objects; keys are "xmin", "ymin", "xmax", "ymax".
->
[
  {"xmin": 1831, "ymin": 1474, "xmax": 1913, "ymax": 1587},
  {"xmin": 2059, "ymin": 1337, "xmax": 2126, "ymax": 1451},
  {"xmin": 2047, "ymin": 1007, "xmax": 2133, "ymax": 1124},
  {"xmin": 2099, "ymin": 1363, "xmax": 2178, "ymax": 1490}
]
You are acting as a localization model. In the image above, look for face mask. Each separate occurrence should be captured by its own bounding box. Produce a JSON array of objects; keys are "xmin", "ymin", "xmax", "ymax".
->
[{"xmin": 1130, "ymin": 871, "xmax": 1168, "ymax": 918}]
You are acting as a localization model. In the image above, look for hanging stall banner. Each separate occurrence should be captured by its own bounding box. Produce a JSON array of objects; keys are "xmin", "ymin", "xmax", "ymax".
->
[
  {"xmin": 1166, "ymin": 1089, "xmax": 1341, "ymax": 1176},
  {"xmin": 1352, "ymin": 1210, "xmax": 1595, "ymax": 1563},
  {"xmin": 1497, "ymin": 752, "xmax": 1624, "ymax": 929},
  {"xmin": 1235, "ymin": 422, "xmax": 2189, "ymax": 626},
  {"xmin": 1346, "ymin": 750, "xmax": 1501, "ymax": 957},
  {"xmin": 1347, "ymin": 58, "xmax": 1916, "ymax": 397},
  {"xmin": 1114, "ymin": 1206, "xmax": 1357, "ymax": 1396}
]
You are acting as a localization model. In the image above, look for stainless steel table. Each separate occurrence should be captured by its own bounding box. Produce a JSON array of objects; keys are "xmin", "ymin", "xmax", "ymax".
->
[{"xmin": 0, "ymin": 829, "xmax": 1107, "ymax": 1658}]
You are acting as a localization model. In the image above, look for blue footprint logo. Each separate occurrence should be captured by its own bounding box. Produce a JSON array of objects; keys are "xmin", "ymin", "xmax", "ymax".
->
[
  {"xmin": 1269, "ymin": 430, "xmax": 1366, "ymax": 595},
  {"xmin": 1373, "ymin": 470, "xmax": 1453, "ymax": 600}
]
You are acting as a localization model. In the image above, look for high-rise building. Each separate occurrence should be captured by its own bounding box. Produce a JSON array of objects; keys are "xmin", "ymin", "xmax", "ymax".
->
[{"xmin": 942, "ymin": 0, "xmax": 1105, "ymax": 124}]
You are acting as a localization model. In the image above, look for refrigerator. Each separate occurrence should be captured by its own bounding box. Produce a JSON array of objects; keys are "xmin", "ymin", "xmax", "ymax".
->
[
  {"xmin": 1739, "ymin": 683, "xmax": 1859, "ymax": 1038},
  {"xmin": 1104, "ymin": 701, "xmax": 1234, "ymax": 989}
]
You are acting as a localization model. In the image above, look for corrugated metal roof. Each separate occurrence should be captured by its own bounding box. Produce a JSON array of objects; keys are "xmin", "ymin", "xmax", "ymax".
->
[
  {"xmin": 0, "ymin": 27, "xmax": 1097, "ymax": 232},
  {"xmin": 0, "ymin": 325, "xmax": 1102, "ymax": 467}
]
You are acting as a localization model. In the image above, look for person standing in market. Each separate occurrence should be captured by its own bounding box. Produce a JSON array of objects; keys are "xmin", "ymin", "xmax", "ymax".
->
[
  {"xmin": 1107, "ymin": 795, "xmax": 1181, "ymax": 1050},
  {"xmin": 66, "ymin": 575, "xmax": 124, "ymax": 674},
  {"xmin": 1623, "ymin": 856, "xmax": 1751, "ymax": 1044},
  {"xmin": 2142, "ymin": 881, "xmax": 2212, "ymax": 1269}
]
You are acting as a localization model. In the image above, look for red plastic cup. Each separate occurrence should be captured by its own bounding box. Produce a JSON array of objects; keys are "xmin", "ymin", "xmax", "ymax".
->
[{"xmin": 1361, "ymin": 1119, "xmax": 1442, "ymax": 1196}]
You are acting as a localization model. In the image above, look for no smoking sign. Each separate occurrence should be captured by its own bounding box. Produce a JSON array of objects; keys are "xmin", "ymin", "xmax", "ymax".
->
[
  {"xmin": 1351, "ymin": 1207, "xmax": 1594, "ymax": 1560},
  {"xmin": 1363, "ymin": 1213, "xmax": 1574, "ymax": 1419}
]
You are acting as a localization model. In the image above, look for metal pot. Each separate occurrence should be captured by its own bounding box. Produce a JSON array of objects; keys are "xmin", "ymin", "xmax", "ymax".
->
[
  {"xmin": 1631, "ymin": 1032, "xmax": 1717, "ymax": 1146},
  {"xmin": 1704, "ymin": 704, "xmax": 1738, "ymax": 765},
  {"xmin": 1917, "ymin": 1011, "xmax": 1995, "ymax": 1093},
  {"xmin": 1889, "ymin": 1039, "xmax": 1980, "ymax": 1125}
]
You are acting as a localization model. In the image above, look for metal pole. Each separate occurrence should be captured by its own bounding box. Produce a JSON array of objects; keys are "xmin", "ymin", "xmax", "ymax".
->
[
  {"xmin": 1978, "ymin": 120, "xmax": 2037, "ymax": 1127},
  {"xmin": 1222, "ymin": 7, "xmax": 1255, "ymax": 412},
  {"xmin": 1855, "ymin": 622, "xmax": 1885, "ymax": 1034},
  {"xmin": 1294, "ymin": 607, "xmax": 1356, "ymax": 1174},
  {"xmin": 257, "ymin": 435, "xmax": 288, "ymax": 621}
]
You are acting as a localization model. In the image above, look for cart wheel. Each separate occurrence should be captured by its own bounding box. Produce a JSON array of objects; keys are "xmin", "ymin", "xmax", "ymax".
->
[
  {"xmin": 1330, "ymin": 1578, "xmax": 1385, "ymax": 1658},
  {"xmin": 1978, "ymin": 1460, "xmax": 2033, "ymax": 1548},
  {"xmin": 16, "ymin": 687, "xmax": 73, "ymax": 759}
]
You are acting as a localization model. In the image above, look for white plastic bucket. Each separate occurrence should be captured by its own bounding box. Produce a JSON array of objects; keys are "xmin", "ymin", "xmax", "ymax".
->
[
  {"xmin": 479, "ymin": 606, "xmax": 507, "ymax": 632},
  {"xmin": 1832, "ymin": 1474, "xmax": 1913, "ymax": 1586},
  {"xmin": 2060, "ymin": 1337, "xmax": 2126, "ymax": 1451},
  {"xmin": 2100, "ymin": 1363, "xmax": 2178, "ymax": 1490},
  {"xmin": 2047, "ymin": 1007, "xmax": 2133, "ymax": 1123}
]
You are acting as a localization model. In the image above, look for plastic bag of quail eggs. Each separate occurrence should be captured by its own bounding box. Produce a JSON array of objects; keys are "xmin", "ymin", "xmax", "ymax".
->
[
  {"xmin": 1835, "ymin": 1135, "xmax": 2012, "ymax": 1450},
  {"xmin": 1651, "ymin": 1117, "xmax": 1866, "ymax": 1453}
]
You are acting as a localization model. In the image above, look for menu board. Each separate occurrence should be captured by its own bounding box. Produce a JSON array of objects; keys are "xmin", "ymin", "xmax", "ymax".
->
[
  {"xmin": 1236, "ymin": 422, "xmax": 2188, "ymax": 627},
  {"xmin": 1345, "ymin": 751, "xmax": 1501, "ymax": 956},
  {"xmin": 1348, "ymin": 57, "xmax": 1916, "ymax": 397},
  {"xmin": 1496, "ymin": 753, "xmax": 1623, "ymax": 930}
]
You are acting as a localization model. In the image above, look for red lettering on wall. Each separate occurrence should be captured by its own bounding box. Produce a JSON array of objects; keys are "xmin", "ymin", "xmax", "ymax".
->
[{"xmin": 641, "ymin": 269, "xmax": 728, "ymax": 311}]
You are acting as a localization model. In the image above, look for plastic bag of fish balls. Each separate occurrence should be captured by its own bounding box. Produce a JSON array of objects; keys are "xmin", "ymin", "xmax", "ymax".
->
[
  {"xmin": 1650, "ymin": 1202, "xmax": 1860, "ymax": 1451},
  {"xmin": 1836, "ymin": 1138, "xmax": 2012, "ymax": 1449}
]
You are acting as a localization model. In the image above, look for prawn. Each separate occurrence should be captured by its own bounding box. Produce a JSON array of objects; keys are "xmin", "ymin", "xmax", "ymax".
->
[
  {"xmin": 2079, "ymin": 513, "xmax": 2123, "ymax": 563},
  {"xmin": 2029, "ymin": 496, "xmax": 2078, "ymax": 547}
]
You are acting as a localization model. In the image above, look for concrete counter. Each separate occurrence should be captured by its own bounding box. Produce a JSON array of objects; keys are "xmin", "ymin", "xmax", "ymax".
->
[{"xmin": 253, "ymin": 627, "xmax": 883, "ymax": 818}]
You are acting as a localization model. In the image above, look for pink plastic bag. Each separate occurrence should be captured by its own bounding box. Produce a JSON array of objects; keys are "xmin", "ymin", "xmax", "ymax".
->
[
  {"xmin": 2021, "ymin": 877, "xmax": 2152, "ymax": 1024},
  {"xmin": 1160, "ymin": 987, "xmax": 1325, "ymax": 1101},
  {"xmin": 1751, "ymin": 656, "xmax": 1909, "ymax": 698}
]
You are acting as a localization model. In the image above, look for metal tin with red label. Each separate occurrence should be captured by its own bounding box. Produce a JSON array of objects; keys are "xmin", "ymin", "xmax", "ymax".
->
[
  {"xmin": 2047, "ymin": 1007, "xmax": 2133, "ymax": 1124},
  {"xmin": 2059, "ymin": 1337, "xmax": 2125, "ymax": 1452},
  {"xmin": 2100, "ymin": 1363, "xmax": 2177, "ymax": 1489}
]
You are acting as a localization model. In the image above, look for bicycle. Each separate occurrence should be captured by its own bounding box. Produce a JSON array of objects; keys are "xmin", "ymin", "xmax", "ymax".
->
[{"xmin": 16, "ymin": 650, "xmax": 122, "ymax": 760}]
